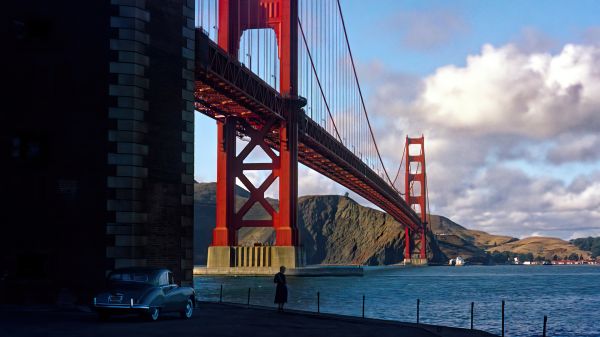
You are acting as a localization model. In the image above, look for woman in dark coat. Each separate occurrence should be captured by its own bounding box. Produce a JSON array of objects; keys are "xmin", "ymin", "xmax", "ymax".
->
[{"xmin": 273, "ymin": 266, "xmax": 287, "ymax": 311}]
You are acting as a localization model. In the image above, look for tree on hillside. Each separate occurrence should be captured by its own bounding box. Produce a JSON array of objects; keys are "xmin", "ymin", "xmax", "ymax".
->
[
  {"xmin": 568, "ymin": 253, "xmax": 580, "ymax": 261},
  {"xmin": 571, "ymin": 236, "xmax": 600, "ymax": 258},
  {"xmin": 490, "ymin": 251, "xmax": 511, "ymax": 264},
  {"xmin": 591, "ymin": 240, "xmax": 600, "ymax": 258}
]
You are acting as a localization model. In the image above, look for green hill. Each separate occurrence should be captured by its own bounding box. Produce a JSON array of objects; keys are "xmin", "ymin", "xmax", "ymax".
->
[
  {"xmin": 428, "ymin": 215, "xmax": 517, "ymax": 264},
  {"xmin": 194, "ymin": 182, "xmax": 595, "ymax": 265},
  {"xmin": 570, "ymin": 237, "xmax": 600, "ymax": 258},
  {"xmin": 194, "ymin": 182, "xmax": 446, "ymax": 265}
]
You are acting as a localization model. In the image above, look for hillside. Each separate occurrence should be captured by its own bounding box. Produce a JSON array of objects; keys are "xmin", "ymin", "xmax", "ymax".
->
[
  {"xmin": 428, "ymin": 215, "xmax": 517, "ymax": 263},
  {"xmin": 571, "ymin": 237, "xmax": 600, "ymax": 258},
  {"xmin": 428, "ymin": 215, "xmax": 516, "ymax": 248},
  {"xmin": 488, "ymin": 236, "xmax": 591, "ymax": 260},
  {"xmin": 297, "ymin": 195, "xmax": 446, "ymax": 265},
  {"xmin": 195, "ymin": 182, "xmax": 594, "ymax": 265},
  {"xmin": 194, "ymin": 182, "xmax": 276, "ymax": 263},
  {"xmin": 428, "ymin": 215, "xmax": 592, "ymax": 262},
  {"xmin": 194, "ymin": 182, "xmax": 447, "ymax": 265}
]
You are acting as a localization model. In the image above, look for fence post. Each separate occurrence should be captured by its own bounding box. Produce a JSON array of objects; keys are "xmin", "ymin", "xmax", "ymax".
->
[
  {"xmin": 317, "ymin": 292, "xmax": 320, "ymax": 314},
  {"xmin": 362, "ymin": 295, "xmax": 365, "ymax": 318},
  {"xmin": 219, "ymin": 284, "xmax": 223, "ymax": 303},
  {"xmin": 543, "ymin": 315, "xmax": 547, "ymax": 337},
  {"xmin": 247, "ymin": 288, "xmax": 251, "ymax": 307},
  {"xmin": 501, "ymin": 300, "xmax": 505, "ymax": 337},
  {"xmin": 417, "ymin": 299, "xmax": 420, "ymax": 324},
  {"xmin": 470, "ymin": 302, "xmax": 474, "ymax": 329}
]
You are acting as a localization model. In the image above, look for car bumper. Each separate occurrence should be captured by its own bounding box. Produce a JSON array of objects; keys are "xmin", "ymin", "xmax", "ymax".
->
[{"xmin": 93, "ymin": 303, "xmax": 151, "ymax": 311}]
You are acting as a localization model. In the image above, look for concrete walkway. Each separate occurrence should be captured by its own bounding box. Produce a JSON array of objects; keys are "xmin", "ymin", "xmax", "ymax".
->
[{"xmin": 0, "ymin": 302, "xmax": 498, "ymax": 337}]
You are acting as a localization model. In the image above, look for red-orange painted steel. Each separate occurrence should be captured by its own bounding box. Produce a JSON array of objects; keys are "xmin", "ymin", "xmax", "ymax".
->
[
  {"xmin": 405, "ymin": 229, "xmax": 411, "ymax": 261},
  {"xmin": 197, "ymin": 32, "xmax": 424, "ymax": 253},
  {"xmin": 214, "ymin": 118, "xmax": 237, "ymax": 245},
  {"xmin": 405, "ymin": 136, "xmax": 428, "ymax": 259},
  {"xmin": 204, "ymin": 1, "xmax": 426, "ymax": 257},
  {"xmin": 214, "ymin": 0, "xmax": 299, "ymax": 246}
]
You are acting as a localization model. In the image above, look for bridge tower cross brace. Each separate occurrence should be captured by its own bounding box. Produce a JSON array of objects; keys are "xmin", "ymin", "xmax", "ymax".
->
[
  {"xmin": 212, "ymin": 0, "xmax": 299, "ymax": 248},
  {"xmin": 405, "ymin": 136, "xmax": 428, "ymax": 261}
]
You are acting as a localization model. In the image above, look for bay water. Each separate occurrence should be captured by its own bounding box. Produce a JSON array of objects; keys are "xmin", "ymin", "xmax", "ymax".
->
[{"xmin": 194, "ymin": 265, "xmax": 600, "ymax": 337}]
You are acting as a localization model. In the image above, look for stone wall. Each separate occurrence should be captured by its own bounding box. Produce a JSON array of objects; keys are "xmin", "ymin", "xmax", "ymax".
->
[{"xmin": 1, "ymin": 0, "xmax": 195, "ymax": 303}]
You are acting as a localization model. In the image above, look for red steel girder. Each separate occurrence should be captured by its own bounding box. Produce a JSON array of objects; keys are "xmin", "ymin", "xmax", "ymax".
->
[{"xmin": 195, "ymin": 28, "xmax": 424, "ymax": 242}]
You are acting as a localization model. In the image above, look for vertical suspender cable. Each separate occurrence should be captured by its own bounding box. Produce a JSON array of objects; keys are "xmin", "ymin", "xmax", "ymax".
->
[
  {"xmin": 298, "ymin": 18, "xmax": 342, "ymax": 141},
  {"xmin": 257, "ymin": 3, "xmax": 260, "ymax": 78},
  {"xmin": 215, "ymin": 0, "xmax": 217, "ymax": 39},
  {"xmin": 336, "ymin": 0, "xmax": 397, "ymax": 188}
]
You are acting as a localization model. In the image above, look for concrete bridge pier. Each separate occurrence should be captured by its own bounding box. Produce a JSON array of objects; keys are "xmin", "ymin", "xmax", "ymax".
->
[
  {"xmin": 205, "ymin": 246, "xmax": 306, "ymax": 275},
  {"xmin": 403, "ymin": 258, "xmax": 429, "ymax": 266}
]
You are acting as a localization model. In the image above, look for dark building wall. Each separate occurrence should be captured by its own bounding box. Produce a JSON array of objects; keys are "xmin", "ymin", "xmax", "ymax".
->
[
  {"xmin": 141, "ymin": 0, "xmax": 195, "ymax": 284},
  {"xmin": 1, "ymin": 0, "xmax": 194, "ymax": 303}
]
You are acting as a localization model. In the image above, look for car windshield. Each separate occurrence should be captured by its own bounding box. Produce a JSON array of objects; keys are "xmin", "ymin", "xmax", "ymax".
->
[{"xmin": 108, "ymin": 272, "xmax": 151, "ymax": 283}]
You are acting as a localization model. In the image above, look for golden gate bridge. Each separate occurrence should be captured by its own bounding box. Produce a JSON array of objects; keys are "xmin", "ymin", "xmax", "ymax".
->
[{"xmin": 194, "ymin": 0, "xmax": 429, "ymax": 267}]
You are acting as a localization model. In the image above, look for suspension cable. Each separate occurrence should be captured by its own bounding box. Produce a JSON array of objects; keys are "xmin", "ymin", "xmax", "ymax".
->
[
  {"xmin": 392, "ymin": 138, "xmax": 406, "ymax": 187},
  {"xmin": 335, "ymin": 0, "xmax": 396, "ymax": 188},
  {"xmin": 298, "ymin": 17, "xmax": 342, "ymax": 142}
]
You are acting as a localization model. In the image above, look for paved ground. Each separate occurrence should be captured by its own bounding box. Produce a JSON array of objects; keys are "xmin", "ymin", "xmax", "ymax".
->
[{"xmin": 0, "ymin": 302, "xmax": 497, "ymax": 337}]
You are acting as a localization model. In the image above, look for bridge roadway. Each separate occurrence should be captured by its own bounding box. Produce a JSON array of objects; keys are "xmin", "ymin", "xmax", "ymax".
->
[
  {"xmin": 194, "ymin": 29, "xmax": 422, "ymax": 232},
  {"xmin": 0, "ymin": 302, "xmax": 498, "ymax": 337}
]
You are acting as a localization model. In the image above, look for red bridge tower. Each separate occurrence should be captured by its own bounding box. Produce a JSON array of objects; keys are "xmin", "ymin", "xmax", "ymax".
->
[
  {"xmin": 404, "ymin": 136, "xmax": 428, "ymax": 263},
  {"xmin": 207, "ymin": 0, "xmax": 305, "ymax": 270}
]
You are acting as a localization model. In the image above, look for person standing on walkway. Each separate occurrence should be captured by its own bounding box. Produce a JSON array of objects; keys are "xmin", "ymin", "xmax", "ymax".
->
[{"xmin": 274, "ymin": 266, "xmax": 287, "ymax": 312}]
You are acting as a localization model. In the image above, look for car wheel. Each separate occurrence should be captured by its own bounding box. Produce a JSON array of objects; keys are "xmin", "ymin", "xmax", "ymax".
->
[
  {"xmin": 180, "ymin": 298, "xmax": 193, "ymax": 319},
  {"xmin": 147, "ymin": 307, "xmax": 160, "ymax": 321}
]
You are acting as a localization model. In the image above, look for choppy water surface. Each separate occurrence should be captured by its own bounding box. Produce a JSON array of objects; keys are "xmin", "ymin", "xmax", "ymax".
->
[{"xmin": 194, "ymin": 265, "xmax": 600, "ymax": 337}]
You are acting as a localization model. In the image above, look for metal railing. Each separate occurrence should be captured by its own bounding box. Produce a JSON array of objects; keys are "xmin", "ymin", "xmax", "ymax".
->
[{"xmin": 195, "ymin": 284, "xmax": 551, "ymax": 336}]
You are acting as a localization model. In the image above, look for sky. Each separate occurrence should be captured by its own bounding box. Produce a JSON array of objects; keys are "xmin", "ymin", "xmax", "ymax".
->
[{"xmin": 195, "ymin": 0, "xmax": 600, "ymax": 240}]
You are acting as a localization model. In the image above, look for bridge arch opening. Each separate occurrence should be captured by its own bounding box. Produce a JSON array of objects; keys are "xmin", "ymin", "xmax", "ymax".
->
[{"xmin": 238, "ymin": 28, "xmax": 281, "ymax": 91}]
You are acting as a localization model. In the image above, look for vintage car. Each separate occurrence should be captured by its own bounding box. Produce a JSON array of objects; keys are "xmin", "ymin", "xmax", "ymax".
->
[{"xmin": 93, "ymin": 267, "xmax": 195, "ymax": 321}]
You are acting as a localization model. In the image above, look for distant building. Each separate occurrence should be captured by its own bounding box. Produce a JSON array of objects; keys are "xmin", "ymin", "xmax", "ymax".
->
[
  {"xmin": 2, "ymin": 0, "xmax": 195, "ymax": 303},
  {"xmin": 552, "ymin": 260, "xmax": 598, "ymax": 265},
  {"xmin": 449, "ymin": 256, "xmax": 465, "ymax": 266}
]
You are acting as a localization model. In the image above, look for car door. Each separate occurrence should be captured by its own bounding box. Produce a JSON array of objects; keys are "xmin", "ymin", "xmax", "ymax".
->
[
  {"xmin": 167, "ymin": 272, "xmax": 186, "ymax": 311},
  {"xmin": 158, "ymin": 271, "xmax": 177, "ymax": 312}
]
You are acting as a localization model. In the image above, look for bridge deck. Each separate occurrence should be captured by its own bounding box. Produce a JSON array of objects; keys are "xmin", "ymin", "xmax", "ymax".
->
[{"xmin": 195, "ymin": 29, "xmax": 421, "ymax": 231}]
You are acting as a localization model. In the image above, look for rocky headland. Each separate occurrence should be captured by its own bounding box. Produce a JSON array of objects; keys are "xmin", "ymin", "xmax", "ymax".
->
[{"xmin": 194, "ymin": 182, "xmax": 594, "ymax": 265}]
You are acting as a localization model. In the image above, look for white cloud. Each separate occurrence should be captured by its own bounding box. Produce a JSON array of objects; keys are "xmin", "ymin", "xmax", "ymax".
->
[
  {"xmin": 417, "ymin": 43, "xmax": 600, "ymax": 138},
  {"xmin": 298, "ymin": 167, "xmax": 340, "ymax": 196},
  {"xmin": 297, "ymin": 166, "xmax": 378, "ymax": 209},
  {"xmin": 546, "ymin": 134, "xmax": 600, "ymax": 164},
  {"xmin": 367, "ymin": 42, "xmax": 600, "ymax": 239}
]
